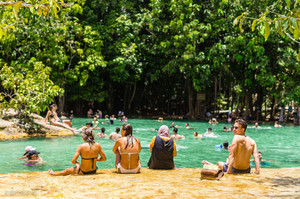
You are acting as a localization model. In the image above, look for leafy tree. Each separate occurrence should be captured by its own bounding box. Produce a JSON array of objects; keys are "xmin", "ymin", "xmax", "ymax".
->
[
  {"xmin": 234, "ymin": 0, "xmax": 300, "ymax": 59},
  {"xmin": 0, "ymin": 0, "xmax": 63, "ymax": 40},
  {"xmin": 0, "ymin": 58, "xmax": 63, "ymax": 117}
]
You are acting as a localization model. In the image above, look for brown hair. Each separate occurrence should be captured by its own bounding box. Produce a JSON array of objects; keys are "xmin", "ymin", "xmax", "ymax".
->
[
  {"xmin": 82, "ymin": 128, "xmax": 95, "ymax": 146},
  {"xmin": 49, "ymin": 104, "xmax": 57, "ymax": 111},
  {"xmin": 122, "ymin": 124, "xmax": 136, "ymax": 149},
  {"xmin": 235, "ymin": 119, "xmax": 248, "ymax": 131}
]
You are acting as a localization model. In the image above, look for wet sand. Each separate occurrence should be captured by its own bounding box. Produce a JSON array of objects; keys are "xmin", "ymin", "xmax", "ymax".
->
[{"xmin": 1, "ymin": 168, "xmax": 299, "ymax": 198}]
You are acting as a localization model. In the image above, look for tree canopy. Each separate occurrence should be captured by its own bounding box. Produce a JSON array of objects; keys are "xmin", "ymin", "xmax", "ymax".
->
[{"xmin": 0, "ymin": 0, "xmax": 299, "ymax": 122}]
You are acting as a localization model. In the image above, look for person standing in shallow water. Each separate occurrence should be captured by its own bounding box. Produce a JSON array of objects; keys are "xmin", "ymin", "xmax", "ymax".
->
[
  {"xmin": 171, "ymin": 127, "xmax": 185, "ymax": 140},
  {"xmin": 48, "ymin": 129, "xmax": 106, "ymax": 176},
  {"xmin": 109, "ymin": 127, "xmax": 122, "ymax": 140},
  {"xmin": 112, "ymin": 124, "xmax": 141, "ymax": 174},
  {"xmin": 148, "ymin": 125, "xmax": 177, "ymax": 169}
]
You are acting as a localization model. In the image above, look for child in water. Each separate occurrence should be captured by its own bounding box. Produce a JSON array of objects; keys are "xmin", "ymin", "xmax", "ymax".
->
[
  {"xmin": 23, "ymin": 150, "xmax": 46, "ymax": 165},
  {"xmin": 18, "ymin": 146, "xmax": 35, "ymax": 160}
]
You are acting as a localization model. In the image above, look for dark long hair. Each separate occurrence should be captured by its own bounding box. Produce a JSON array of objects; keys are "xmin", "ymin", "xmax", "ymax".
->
[
  {"xmin": 82, "ymin": 128, "xmax": 95, "ymax": 146},
  {"xmin": 122, "ymin": 124, "xmax": 137, "ymax": 149},
  {"xmin": 49, "ymin": 104, "xmax": 57, "ymax": 111}
]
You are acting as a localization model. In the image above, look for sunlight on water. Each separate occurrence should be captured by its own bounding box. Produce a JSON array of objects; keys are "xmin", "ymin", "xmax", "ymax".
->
[{"xmin": 0, "ymin": 118, "xmax": 299, "ymax": 173}]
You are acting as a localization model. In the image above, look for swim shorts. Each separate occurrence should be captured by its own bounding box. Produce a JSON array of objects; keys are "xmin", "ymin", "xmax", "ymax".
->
[{"xmin": 223, "ymin": 163, "xmax": 251, "ymax": 173}]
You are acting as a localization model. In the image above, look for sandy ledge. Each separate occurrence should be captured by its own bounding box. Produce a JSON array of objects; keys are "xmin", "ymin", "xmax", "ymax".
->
[{"xmin": 0, "ymin": 168, "xmax": 299, "ymax": 198}]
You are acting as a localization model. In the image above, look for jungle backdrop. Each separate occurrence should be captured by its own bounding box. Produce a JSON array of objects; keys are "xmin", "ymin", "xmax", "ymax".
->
[{"xmin": 0, "ymin": 0, "xmax": 299, "ymax": 121}]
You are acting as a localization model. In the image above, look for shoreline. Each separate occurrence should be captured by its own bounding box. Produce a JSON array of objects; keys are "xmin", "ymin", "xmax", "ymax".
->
[{"xmin": 1, "ymin": 168, "xmax": 299, "ymax": 198}]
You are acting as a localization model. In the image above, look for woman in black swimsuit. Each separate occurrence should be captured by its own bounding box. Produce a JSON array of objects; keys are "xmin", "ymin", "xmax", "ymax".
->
[
  {"xmin": 48, "ymin": 129, "xmax": 106, "ymax": 176},
  {"xmin": 44, "ymin": 104, "xmax": 75, "ymax": 132}
]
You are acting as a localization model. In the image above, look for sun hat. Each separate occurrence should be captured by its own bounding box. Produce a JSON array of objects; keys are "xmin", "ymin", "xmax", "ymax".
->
[{"xmin": 25, "ymin": 146, "xmax": 36, "ymax": 152}]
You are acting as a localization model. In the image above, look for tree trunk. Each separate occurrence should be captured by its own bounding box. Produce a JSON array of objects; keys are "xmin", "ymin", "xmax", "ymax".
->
[
  {"xmin": 123, "ymin": 85, "xmax": 128, "ymax": 113},
  {"xmin": 243, "ymin": 94, "xmax": 249, "ymax": 120},
  {"xmin": 214, "ymin": 77, "xmax": 217, "ymax": 112},
  {"xmin": 186, "ymin": 78, "xmax": 195, "ymax": 119},
  {"xmin": 279, "ymin": 106, "xmax": 285, "ymax": 123},
  {"xmin": 229, "ymin": 82, "xmax": 233, "ymax": 111},
  {"xmin": 136, "ymin": 87, "xmax": 144, "ymax": 115},
  {"xmin": 235, "ymin": 95, "xmax": 240, "ymax": 117},
  {"xmin": 256, "ymin": 88, "xmax": 264, "ymax": 121},
  {"xmin": 127, "ymin": 82, "xmax": 137, "ymax": 115},
  {"xmin": 58, "ymin": 84, "xmax": 65, "ymax": 114},
  {"xmin": 249, "ymin": 93, "xmax": 254, "ymax": 119},
  {"xmin": 107, "ymin": 83, "xmax": 114, "ymax": 114},
  {"xmin": 270, "ymin": 96, "xmax": 275, "ymax": 121},
  {"xmin": 195, "ymin": 93, "xmax": 201, "ymax": 117},
  {"xmin": 265, "ymin": 99, "xmax": 267, "ymax": 120}
]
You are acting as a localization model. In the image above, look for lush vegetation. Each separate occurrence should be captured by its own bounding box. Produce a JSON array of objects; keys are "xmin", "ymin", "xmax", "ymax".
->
[{"xmin": 0, "ymin": 0, "xmax": 299, "ymax": 122}]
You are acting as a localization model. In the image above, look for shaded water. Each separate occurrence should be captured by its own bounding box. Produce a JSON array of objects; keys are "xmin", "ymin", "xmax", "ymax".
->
[{"xmin": 0, "ymin": 118, "xmax": 299, "ymax": 173}]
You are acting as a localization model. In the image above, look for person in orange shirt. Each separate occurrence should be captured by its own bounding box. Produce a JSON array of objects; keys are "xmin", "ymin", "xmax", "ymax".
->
[{"xmin": 148, "ymin": 125, "xmax": 177, "ymax": 169}]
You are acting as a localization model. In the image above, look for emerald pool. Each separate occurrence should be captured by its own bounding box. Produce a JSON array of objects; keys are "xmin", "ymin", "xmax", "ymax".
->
[{"xmin": 0, "ymin": 118, "xmax": 299, "ymax": 173}]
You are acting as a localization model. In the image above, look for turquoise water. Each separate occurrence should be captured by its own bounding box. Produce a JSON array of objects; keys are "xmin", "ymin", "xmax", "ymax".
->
[{"xmin": 0, "ymin": 118, "xmax": 299, "ymax": 173}]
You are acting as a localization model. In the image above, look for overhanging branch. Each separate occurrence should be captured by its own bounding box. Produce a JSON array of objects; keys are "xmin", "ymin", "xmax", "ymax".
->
[{"xmin": 0, "ymin": 1, "xmax": 73, "ymax": 8}]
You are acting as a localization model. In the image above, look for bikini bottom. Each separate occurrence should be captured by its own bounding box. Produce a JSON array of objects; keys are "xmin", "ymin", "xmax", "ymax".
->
[
  {"xmin": 74, "ymin": 166, "xmax": 98, "ymax": 175},
  {"xmin": 117, "ymin": 163, "xmax": 141, "ymax": 174}
]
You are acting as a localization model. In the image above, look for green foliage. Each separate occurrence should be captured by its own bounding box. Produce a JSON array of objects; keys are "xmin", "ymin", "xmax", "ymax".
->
[
  {"xmin": 0, "ymin": 58, "xmax": 63, "ymax": 116},
  {"xmin": 0, "ymin": 0, "xmax": 299, "ymax": 119},
  {"xmin": 0, "ymin": 0, "xmax": 65, "ymax": 41},
  {"xmin": 234, "ymin": 0, "xmax": 300, "ymax": 60}
]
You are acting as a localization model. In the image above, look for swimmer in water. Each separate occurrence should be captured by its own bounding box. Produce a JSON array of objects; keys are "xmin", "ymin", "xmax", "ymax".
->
[
  {"xmin": 251, "ymin": 151, "xmax": 272, "ymax": 166},
  {"xmin": 170, "ymin": 127, "xmax": 185, "ymax": 140},
  {"xmin": 18, "ymin": 146, "xmax": 35, "ymax": 160},
  {"xmin": 24, "ymin": 150, "xmax": 46, "ymax": 165},
  {"xmin": 109, "ymin": 127, "xmax": 122, "ymax": 140},
  {"xmin": 185, "ymin": 123, "xmax": 193, "ymax": 129},
  {"xmin": 203, "ymin": 128, "xmax": 217, "ymax": 137},
  {"xmin": 223, "ymin": 141, "xmax": 229, "ymax": 150},
  {"xmin": 223, "ymin": 126, "xmax": 232, "ymax": 132},
  {"xmin": 76, "ymin": 122, "xmax": 98, "ymax": 134},
  {"xmin": 209, "ymin": 118, "xmax": 218, "ymax": 124},
  {"xmin": 248, "ymin": 122, "xmax": 261, "ymax": 129},
  {"xmin": 193, "ymin": 131, "xmax": 202, "ymax": 138},
  {"xmin": 97, "ymin": 127, "xmax": 107, "ymax": 138},
  {"xmin": 169, "ymin": 122, "xmax": 175, "ymax": 129},
  {"xmin": 169, "ymin": 122, "xmax": 179, "ymax": 129},
  {"xmin": 274, "ymin": 121, "xmax": 282, "ymax": 128}
]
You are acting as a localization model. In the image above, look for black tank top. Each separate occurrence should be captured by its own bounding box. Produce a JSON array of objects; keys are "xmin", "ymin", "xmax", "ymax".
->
[{"xmin": 147, "ymin": 136, "xmax": 175, "ymax": 169}]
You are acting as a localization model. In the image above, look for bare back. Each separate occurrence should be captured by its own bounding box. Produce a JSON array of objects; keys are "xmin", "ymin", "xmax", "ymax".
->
[
  {"xmin": 109, "ymin": 133, "xmax": 122, "ymax": 140},
  {"xmin": 229, "ymin": 135, "xmax": 256, "ymax": 170},
  {"xmin": 113, "ymin": 137, "xmax": 141, "ymax": 169},
  {"xmin": 73, "ymin": 143, "xmax": 105, "ymax": 172},
  {"xmin": 171, "ymin": 134, "xmax": 183, "ymax": 140}
]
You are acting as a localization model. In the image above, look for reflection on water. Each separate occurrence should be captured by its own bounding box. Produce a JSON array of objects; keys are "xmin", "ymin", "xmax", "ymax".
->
[{"xmin": 0, "ymin": 118, "xmax": 299, "ymax": 173}]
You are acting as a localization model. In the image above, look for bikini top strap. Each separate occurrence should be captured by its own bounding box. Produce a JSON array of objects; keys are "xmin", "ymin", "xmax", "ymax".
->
[{"xmin": 81, "ymin": 156, "xmax": 98, "ymax": 169}]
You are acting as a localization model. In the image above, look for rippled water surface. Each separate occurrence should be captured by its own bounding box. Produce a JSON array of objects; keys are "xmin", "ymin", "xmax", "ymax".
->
[{"xmin": 0, "ymin": 118, "xmax": 299, "ymax": 173}]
